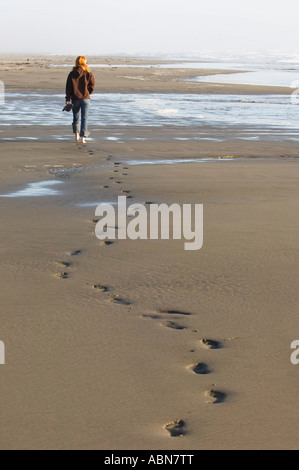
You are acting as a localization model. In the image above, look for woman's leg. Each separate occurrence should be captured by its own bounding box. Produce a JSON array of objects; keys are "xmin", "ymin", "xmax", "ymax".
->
[
  {"xmin": 80, "ymin": 99, "xmax": 91, "ymax": 138},
  {"xmin": 72, "ymin": 99, "xmax": 81, "ymax": 137}
]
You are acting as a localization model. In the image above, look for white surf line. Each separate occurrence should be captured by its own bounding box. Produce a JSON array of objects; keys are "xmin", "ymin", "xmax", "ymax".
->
[
  {"xmin": 125, "ymin": 157, "xmax": 244, "ymax": 166},
  {"xmin": 0, "ymin": 180, "xmax": 64, "ymax": 197}
]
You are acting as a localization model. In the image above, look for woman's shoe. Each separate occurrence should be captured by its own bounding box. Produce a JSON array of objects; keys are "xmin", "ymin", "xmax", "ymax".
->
[
  {"xmin": 82, "ymin": 137, "xmax": 86, "ymax": 144},
  {"xmin": 75, "ymin": 133, "xmax": 79, "ymax": 142}
]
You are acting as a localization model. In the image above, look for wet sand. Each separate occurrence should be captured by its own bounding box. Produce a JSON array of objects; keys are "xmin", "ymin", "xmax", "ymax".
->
[{"xmin": 0, "ymin": 57, "xmax": 299, "ymax": 450}]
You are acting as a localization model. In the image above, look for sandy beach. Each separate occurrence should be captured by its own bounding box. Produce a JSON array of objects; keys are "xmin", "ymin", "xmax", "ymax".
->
[{"xmin": 0, "ymin": 56, "xmax": 299, "ymax": 450}]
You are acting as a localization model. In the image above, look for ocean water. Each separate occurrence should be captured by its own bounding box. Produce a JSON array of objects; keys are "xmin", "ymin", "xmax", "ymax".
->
[
  {"xmin": 187, "ymin": 70, "xmax": 299, "ymax": 88},
  {"xmin": 1, "ymin": 53, "xmax": 299, "ymax": 141},
  {"xmin": 49, "ymin": 50, "xmax": 299, "ymax": 71},
  {"xmin": 1, "ymin": 92, "xmax": 298, "ymax": 131}
]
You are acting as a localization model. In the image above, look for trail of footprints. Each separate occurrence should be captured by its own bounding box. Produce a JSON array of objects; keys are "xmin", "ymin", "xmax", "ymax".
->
[
  {"xmin": 163, "ymin": 332, "xmax": 226, "ymax": 437},
  {"xmin": 53, "ymin": 156, "xmax": 227, "ymax": 439},
  {"xmin": 53, "ymin": 159, "xmax": 133, "ymax": 308},
  {"xmin": 54, "ymin": 251, "xmax": 132, "ymax": 306},
  {"xmin": 142, "ymin": 305, "xmax": 228, "ymax": 437}
]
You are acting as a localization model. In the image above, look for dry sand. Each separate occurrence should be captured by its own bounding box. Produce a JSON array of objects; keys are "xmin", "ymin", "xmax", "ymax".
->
[{"xmin": 0, "ymin": 57, "xmax": 298, "ymax": 450}]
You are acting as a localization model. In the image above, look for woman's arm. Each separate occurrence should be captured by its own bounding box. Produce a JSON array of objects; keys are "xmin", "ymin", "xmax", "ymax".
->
[
  {"xmin": 88, "ymin": 72, "xmax": 95, "ymax": 95},
  {"xmin": 65, "ymin": 73, "xmax": 73, "ymax": 103}
]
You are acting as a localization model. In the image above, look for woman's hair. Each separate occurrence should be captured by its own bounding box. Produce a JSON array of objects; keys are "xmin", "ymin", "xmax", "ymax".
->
[{"xmin": 74, "ymin": 56, "xmax": 90, "ymax": 72}]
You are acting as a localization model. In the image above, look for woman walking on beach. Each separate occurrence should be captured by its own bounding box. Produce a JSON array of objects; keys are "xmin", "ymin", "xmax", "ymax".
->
[{"xmin": 65, "ymin": 56, "xmax": 95, "ymax": 144}]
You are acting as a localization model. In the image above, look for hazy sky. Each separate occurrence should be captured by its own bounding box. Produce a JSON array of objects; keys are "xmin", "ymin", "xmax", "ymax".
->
[{"xmin": 1, "ymin": 0, "xmax": 299, "ymax": 55}]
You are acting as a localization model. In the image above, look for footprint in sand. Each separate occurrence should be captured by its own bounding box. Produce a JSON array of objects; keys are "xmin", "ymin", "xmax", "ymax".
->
[
  {"xmin": 100, "ymin": 185, "xmax": 109, "ymax": 189},
  {"xmin": 187, "ymin": 362, "xmax": 210, "ymax": 375},
  {"xmin": 55, "ymin": 272, "xmax": 68, "ymax": 279},
  {"xmin": 114, "ymin": 180, "xmax": 122, "ymax": 184},
  {"xmin": 141, "ymin": 314, "xmax": 162, "ymax": 320},
  {"xmin": 160, "ymin": 320, "xmax": 185, "ymax": 330},
  {"xmin": 156, "ymin": 308, "xmax": 192, "ymax": 316},
  {"xmin": 56, "ymin": 261, "xmax": 71, "ymax": 267},
  {"xmin": 88, "ymin": 150, "xmax": 94, "ymax": 156},
  {"xmin": 200, "ymin": 338, "xmax": 222, "ymax": 350},
  {"xmin": 205, "ymin": 389, "xmax": 226, "ymax": 404},
  {"xmin": 121, "ymin": 173, "xmax": 128, "ymax": 176},
  {"xmin": 100, "ymin": 240, "xmax": 114, "ymax": 246},
  {"xmin": 108, "ymin": 294, "xmax": 131, "ymax": 305},
  {"xmin": 163, "ymin": 419, "xmax": 186, "ymax": 437},
  {"xmin": 67, "ymin": 250, "xmax": 81, "ymax": 256},
  {"xmin": 91, "ymin": 283, "xmax": 109, "ymax": 292},
  {"xmin": 120, "ymin": 189, "xmax": 130, "ymax": 194},
  {"xmin": 120, "ymin": 192, "xmax": 132, "ymax": 199},
  {"xmin": 142, "ymin": 309, "xmax": 190, "ymax": 329}
]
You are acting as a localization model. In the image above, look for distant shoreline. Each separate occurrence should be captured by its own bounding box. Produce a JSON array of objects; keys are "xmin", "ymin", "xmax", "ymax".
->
[{"xmin": 0, "ymin": 55, "xmax": 292, "ymax": 95}]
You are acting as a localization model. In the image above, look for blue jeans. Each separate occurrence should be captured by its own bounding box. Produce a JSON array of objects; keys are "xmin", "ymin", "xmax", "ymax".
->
[{"xmin": 72, "ymin": 99, "xmax": 90, "ymax": 137}]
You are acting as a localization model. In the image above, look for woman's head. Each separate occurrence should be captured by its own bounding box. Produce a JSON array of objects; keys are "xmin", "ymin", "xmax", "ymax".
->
[{"xmin": 74, "ymin": 56, "xmax": 89, "ymax": 72}]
